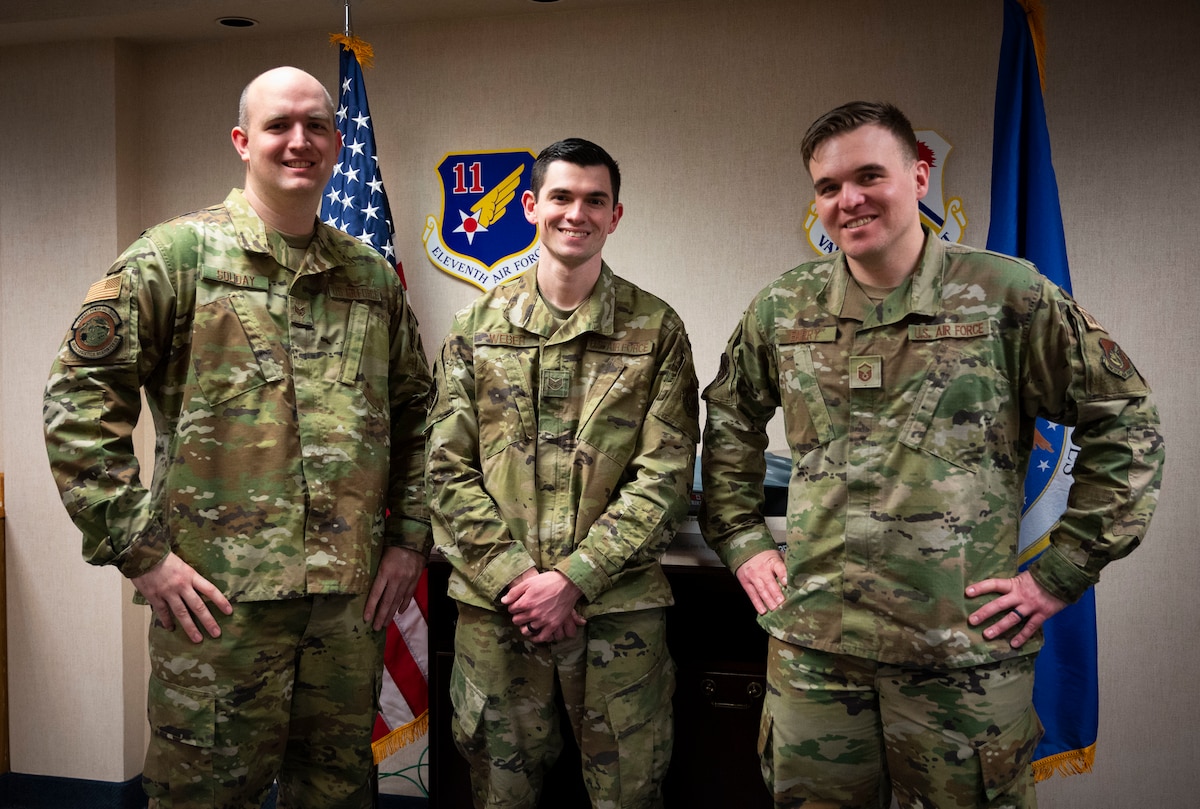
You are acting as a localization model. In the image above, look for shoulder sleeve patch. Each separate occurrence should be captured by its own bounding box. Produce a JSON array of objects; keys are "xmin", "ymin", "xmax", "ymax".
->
[
  {"xmin": 1061, "ymin": 300, "xmax": 1149, "ymax": 398},
  {"xmin": 83, "ymin": 274, "xmax": 123, "ymax": 304},
  {"xmin": 1098, "ymin": 337, "xmax": 1137, "ymax": 380},
  {"xmin": 68, "ymin": 304, "xmax": 124, "ymax": 360}
]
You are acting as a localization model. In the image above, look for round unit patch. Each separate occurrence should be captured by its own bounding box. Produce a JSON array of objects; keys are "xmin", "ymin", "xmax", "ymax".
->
[{"xmin": 68, "ymin": 304, "xmax": 123, "ymax": 360}]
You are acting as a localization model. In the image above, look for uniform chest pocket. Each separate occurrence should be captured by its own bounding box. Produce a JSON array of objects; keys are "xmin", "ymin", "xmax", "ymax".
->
[
  {"xmin": 577, "ymin": 350, "xmax": 654, "ymax": 464},
  {"xmin": 338, "ymin": 301, "xmax": 390, "ymax": 414},
  {"xmin": 191, "ymin": 292, "xmax": 286, "ymax": 406},
  {"xmin": 774, "ymin": 342, "xmax": 837, "ymax": 457},
  {"xmin": 476, "ymin": 351, "xmax": 536, "ymax": 458},
  {"xmin": 899, "ymin": 329, "xmax": 1010, "ymax": 471}
]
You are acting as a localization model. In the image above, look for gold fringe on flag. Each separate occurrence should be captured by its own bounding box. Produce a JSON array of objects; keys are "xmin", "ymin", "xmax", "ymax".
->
[
  {"xmin": 1017, "ymin": 0, "xmax": 1048, "ymax": 91},
  {"xmin": 371, "ymin": 710, "xmax": 429, "ymax": 765},
  {"xmin": 1031, "ymin": 742, "xmax": 1096, "ymax": 782},
  {"xmin": 329, "ymin": 33, "xmax": 376, "ymax": 70}
]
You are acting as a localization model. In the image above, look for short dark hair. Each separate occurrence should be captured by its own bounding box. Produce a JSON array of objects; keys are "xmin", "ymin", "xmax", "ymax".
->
[
  {"xmin": 530, "ymin": 138, "xmax": 622, "ymax": 206},
  {"xmin": 800, "ymin": 101, "xmax": 919, "ymax": 167}
]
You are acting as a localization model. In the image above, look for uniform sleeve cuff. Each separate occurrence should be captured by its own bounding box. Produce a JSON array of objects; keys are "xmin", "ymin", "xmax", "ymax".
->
[
  {"xmin": 114, "ymin": 537, "xmax": 170, "ymax": 579},
  {"xmin": 717, "ymin": 527, "xmax": 780, "ymax": 573},
  {"xmin": 1029, "ymin": 544, "xmax": 1098, "ymax": 604},
  {"xmin": 477, "ymin": 546, "xmax": 539, "ymax": 603},
  {"xmin": 554, "ymin": 555, "xmax": 611, "ymax": 604},
  {"xmin": 386, "ymin": 517, "xmax": 433, "ymax": 557}
]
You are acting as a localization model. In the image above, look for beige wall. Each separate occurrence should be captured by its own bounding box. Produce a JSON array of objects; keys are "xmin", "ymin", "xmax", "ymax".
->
[{"xmin": 1, "ymin": 0, "xmax": 1196, "ymax": 803}]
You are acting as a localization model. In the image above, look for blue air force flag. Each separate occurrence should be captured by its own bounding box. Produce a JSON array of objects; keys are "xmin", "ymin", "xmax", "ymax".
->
[
  {"xmin": 423, "ymin": 150, "xmax": 540, "ymax": 290},
  {"xmin": 988, "ymin": 0, "xmax": 1099, "ymax": 781}
]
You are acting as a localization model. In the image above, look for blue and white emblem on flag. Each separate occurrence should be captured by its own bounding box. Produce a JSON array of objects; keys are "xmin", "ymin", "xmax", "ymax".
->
[
  {"xmin": 804, "ymin": 130, "xmax": 968, "ymax": 256},
  {"xmin": 423, "ymin": 150, "xmax": 540, "ymax": 290},
  {"xmin": 1020, "ymin": 422, "xmax": 1077, "ymax": 561}
]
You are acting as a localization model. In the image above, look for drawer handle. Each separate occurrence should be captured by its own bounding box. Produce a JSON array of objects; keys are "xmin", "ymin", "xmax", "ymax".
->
[{"xmin": 700, "ymin": 678, "xmax": 764, "ymax": 710}]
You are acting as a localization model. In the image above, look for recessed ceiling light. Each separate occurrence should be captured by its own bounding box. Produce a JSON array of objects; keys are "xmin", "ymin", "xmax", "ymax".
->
[
  {"xmin": 216, "ymin": 16, "xmax": 258, "ymax": 28},
  {"xmin": 529, "ymin": 0, "xmax": 561, "ymax": 4}
]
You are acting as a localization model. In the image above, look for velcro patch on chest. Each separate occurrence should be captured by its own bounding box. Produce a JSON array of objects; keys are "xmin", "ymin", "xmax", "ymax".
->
[
  {"xmin": 908, "ymin": 319, "xmax": 992, "ymax": 341},
  {"xmin": 541, "ymin": 368, "xmax": 571, "ymax": 397},
  {"xmin": 475, "ymin": 332, "xmax": 540, "ymax": 348},
  {"xmin": 330, "ymin": 284, "xmax": 382, "ymax": 302},
  {"xmin": 777, "ymin": 326, "xmax": 837, "ymax": 344},
  {"xmin": 585, "ymin": 337, "xmax": 653, "ymax": 355},
  {"xmin": 201, "ymin": 266, "xmax": 269, "ymax": 290},
  {"xmin": 849, "ymin": 355, "xmax": 883, "ymax": 388}
]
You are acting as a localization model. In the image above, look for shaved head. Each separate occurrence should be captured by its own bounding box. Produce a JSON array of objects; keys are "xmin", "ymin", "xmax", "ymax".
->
[
  {"xmin": 238, "ymin": 66, "xmax": 334, "ymax": 130},
  {"xmin": 230, "ymin": 65, "xmax": 341, "ymax": 234}
]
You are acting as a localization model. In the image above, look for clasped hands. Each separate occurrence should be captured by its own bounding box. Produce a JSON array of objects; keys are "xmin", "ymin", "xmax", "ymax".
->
[{"xmin": 501, "ymin": 568, "xmax": 586, "ymax": 644}]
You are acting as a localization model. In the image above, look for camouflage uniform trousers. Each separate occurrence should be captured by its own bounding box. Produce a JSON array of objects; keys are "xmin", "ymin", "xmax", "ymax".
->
[
  {"xmin": 143, "ymin": 593, "xmax": 384, "ymax": 809},
  {"xmin": 759, "ymin": 637, "xmax": 1043, "ymax": 809},
  {"xmin": 450, "ymin": 604, "xmax": 675, "ymax": 809}
]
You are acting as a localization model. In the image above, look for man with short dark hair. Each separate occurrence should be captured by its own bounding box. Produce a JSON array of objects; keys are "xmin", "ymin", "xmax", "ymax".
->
[
  {"xmin": 427, "ymin": 137, "xmax": 699, "ymax": 808},
  {"xmin": 701, "ymin": 101, "xmax": 1163, "ymax": 807},
  {"xmin": 44, "ymin": 66, "xmax": 432, "ymax": 808}
]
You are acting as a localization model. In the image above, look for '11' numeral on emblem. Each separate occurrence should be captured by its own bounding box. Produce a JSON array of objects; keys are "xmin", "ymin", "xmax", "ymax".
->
[{"xmin": 452, "ymin": 162, "xmax": 484, "ymax": 194}]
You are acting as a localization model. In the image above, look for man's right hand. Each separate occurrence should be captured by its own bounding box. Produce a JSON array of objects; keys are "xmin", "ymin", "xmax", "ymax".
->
[
  {"xmin": 735, "ymin": 549, "xmax": 788, "ymax": 615},
  {"xmin": 132, "ymin": 552, "xmax": 233, "ymax": 643}
]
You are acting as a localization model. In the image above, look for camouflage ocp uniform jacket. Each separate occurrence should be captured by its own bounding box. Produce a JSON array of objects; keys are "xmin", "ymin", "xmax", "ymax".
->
[
  {"xmin": 44, "ymin": 189, "xmax": 432, "ymax": 601},
  {"xmin": 428, "ymin": 263, "xmax": 700, "ymax": 617},
  {"xmin": 701, "ymin": 232, "xmax": 1164, "ymax": 668}
]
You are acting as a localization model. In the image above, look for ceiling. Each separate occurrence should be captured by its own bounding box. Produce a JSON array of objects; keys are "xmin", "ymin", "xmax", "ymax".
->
[{"xmin": 0, "ymin": 0, "xmax": 665, "ymax": 47}]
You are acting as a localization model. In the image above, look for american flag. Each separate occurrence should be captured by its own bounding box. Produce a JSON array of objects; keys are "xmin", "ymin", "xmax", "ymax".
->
[
  {"xmin": 321, "ymin": 39, "xmax": 405, "ymax": 287},
  {"xmin": 322, "ymin": 37, "xmax": 428, "ymax": 765}
]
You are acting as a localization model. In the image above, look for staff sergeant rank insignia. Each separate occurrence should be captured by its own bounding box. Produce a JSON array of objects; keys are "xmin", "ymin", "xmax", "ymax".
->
[{"xmin": 68, "ymin": 304, "xmax": 123, "ymax": 360}]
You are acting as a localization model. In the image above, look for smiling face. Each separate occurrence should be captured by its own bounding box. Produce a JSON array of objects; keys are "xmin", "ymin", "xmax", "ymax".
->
[
  {"xmin": 231, "ymin": 67, "xmax": 340, "ymax": 224},
  {"xmin": 808, "ymin": 123, "xmax": 930, "ymax": 282},
  {"xmin": 522, "ymin": 159, "xmax": 623, "ymax": 275}
]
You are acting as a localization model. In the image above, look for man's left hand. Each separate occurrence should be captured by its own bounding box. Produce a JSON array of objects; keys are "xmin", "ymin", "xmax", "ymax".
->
[
  {"xmin": 966, "ymin": 570, "xmax": 1068, "ymax": 649},
  {"xmin": 364, "ymin": 546, "xmax": 426, "ymax": 631},
  {"xmin": 502, "ymin": 571, "xmax": 585, "ymax": 644}
]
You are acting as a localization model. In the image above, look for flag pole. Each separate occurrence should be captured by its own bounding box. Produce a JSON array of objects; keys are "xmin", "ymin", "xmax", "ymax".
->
[{"xmin": 322, "ymin": 1, "xmax": 423, "ymax": 770}]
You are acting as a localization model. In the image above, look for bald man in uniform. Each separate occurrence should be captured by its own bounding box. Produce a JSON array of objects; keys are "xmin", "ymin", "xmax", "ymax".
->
[{"xmin": 44, "ymin": 66, "xmax": 432, "ymax": 808}]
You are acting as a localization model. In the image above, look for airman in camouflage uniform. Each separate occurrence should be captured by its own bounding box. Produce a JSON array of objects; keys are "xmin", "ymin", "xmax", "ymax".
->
[
  {"xmin": 427, "ymin": 139, "xmax": 699, "ymax": 808},
  {"xmin": 701, "ymin": 102, "xmax": 1163, "ymax": 808},
  {"xmin": 43, "ymin": 67, "xmax": 431, "ymax": 809}
]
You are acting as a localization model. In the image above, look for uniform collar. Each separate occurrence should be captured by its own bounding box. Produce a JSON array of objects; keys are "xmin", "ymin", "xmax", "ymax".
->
[
  {"xmin": 816, "ymin": 228, "xmax": 945, "ymax": 325},
  {"xmin": 503, "ymin": 261, "xmax": 617, "ymax": 341},
  {"xmin": 224, "ymin": 188, "xmax": 357, "ymax": 275}
]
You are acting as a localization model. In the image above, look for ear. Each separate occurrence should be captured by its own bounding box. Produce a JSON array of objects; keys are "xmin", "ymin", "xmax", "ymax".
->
[
  {"xmin": 607, "ymin": 201, "xmax": 624, "ymax": 234},
  {"xmin": 231, "ymin": 127, "xmax": 250, "ymax": 163},
  {"xmin": 522, "ymin": 189, "xmax": 537, "ymax": 225},
  {"xmin": 913, "ymin": 159, "xmax": 931, "ymax": 201}
]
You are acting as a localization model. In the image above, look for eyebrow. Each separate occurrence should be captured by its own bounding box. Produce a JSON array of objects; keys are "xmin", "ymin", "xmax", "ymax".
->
[
  {"xmin": 262, "ymin": 110, "xmax": 333, "ymax": 124},
  {"xmin": 812, "ymin": 162, "xmax": 888, "ymax": 190},
  {"xmin": 546, "ymin": 186, "xmax": 611, "ymax": 201}
]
